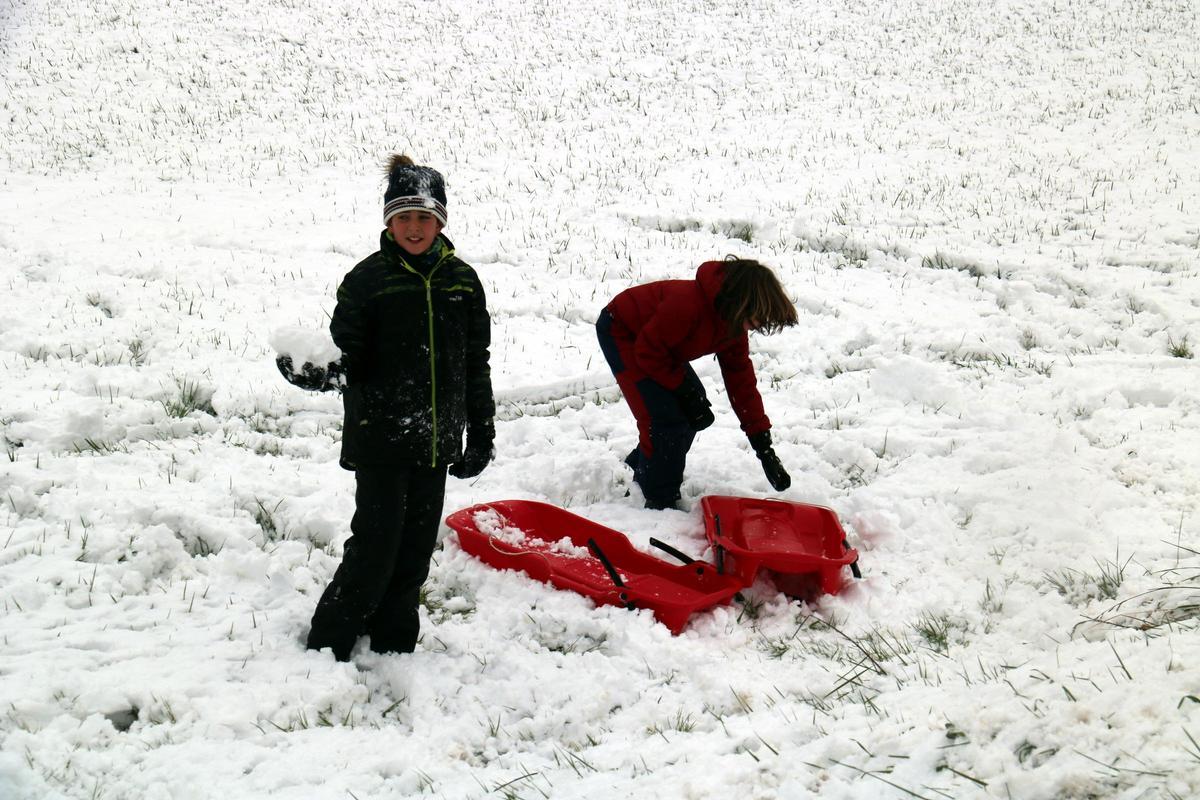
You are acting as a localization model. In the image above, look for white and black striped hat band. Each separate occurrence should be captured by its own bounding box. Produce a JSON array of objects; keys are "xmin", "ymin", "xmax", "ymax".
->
[{"xmin": 383, "ymin": 196, "xmax": 448, "ymax": 226}]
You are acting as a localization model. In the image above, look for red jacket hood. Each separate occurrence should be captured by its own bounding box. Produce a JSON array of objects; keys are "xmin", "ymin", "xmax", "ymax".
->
[{"xmin": 695, "ymin": 260, "xmax": 726, "ymax": 307}]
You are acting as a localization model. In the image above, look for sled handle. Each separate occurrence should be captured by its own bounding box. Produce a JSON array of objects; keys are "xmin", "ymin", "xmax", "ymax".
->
[
  {"xmin": 713, "ymin": 514, "xmax": 726, "ymax": 575},
  {"xmin": 587, "ymin": 538, "xmax": 624, "ymax": 588},
  {"xmin": 587, "ymin": 538, "xmax": 636, "ymax": 609},
  {"xmin": 844, "ymin": 538, "xmax": 863, "ymax": 579},
  {"xmin": 649, "ymin": 537, "xmax": 694, "ymax": 565}
]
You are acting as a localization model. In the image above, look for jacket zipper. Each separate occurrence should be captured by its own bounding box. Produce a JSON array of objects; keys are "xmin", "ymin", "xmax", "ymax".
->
[{"xmin": 401, "ymin": 251, "xmax": 450, "ymax": 466}]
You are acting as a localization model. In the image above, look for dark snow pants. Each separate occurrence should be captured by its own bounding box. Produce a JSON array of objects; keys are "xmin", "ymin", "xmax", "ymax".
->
[
  {"xmin": 306, "ymin": 465, "xmax": 447, "ymax": 661},
  {"xmin": 596, "ymin": 309, "xmax": 698, "ymax": 508}
]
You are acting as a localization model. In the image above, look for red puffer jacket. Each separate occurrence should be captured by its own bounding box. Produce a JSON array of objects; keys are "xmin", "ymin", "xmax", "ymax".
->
[{"xmin": 605, "ymin": 260, "xmax": 770, "ymax": 436}]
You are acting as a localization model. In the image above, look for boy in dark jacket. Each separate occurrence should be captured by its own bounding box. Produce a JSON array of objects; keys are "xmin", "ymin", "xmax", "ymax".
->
[
  {"xmin": 306, "ymin": 154, "xmax": 495, "ymax": 661},
  {"xmin": 596, "ymin": 258, "xmax": 797, "ymax": 510}
]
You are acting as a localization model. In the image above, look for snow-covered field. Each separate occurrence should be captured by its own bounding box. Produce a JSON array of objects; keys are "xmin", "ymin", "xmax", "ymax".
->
[{"xmin": 2, "ymin": 0, "xmax": 1199, "ymax": 797}]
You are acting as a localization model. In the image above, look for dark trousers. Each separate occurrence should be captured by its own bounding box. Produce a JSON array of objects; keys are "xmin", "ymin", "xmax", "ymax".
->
[
  {"xmin": 307, "ymin": 465, "xmax": 447, "ymax": 661},
  {"xmin": 596, "ymin": 309, "xmax": 698, "ymax": 507}
]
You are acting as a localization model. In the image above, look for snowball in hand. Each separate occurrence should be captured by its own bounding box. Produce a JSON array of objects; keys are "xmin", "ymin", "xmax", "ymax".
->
[{"xmin": 269, "ymin": 327, "xmax": 343, "ymax": 366}]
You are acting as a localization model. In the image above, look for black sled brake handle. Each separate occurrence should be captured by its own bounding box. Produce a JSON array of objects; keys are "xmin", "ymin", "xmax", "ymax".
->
[
  {"xmin": 648, "ymin": 537, "xmax": 694, "ymax": 565},
  {"xmin": 587, "ymin": 538, "xmax": 635, "ymax": 609}
]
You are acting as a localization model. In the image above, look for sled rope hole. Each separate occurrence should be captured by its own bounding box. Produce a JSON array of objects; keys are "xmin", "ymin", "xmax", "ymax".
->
[{"xmin": 484, "ymin": 531, "xmax": 545, "ymax": 560}]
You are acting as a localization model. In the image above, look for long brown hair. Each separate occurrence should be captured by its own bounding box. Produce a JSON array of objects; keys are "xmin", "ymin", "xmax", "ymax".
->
[{"xmin": 713, "ymin": 257, "xmax": 798, "ymax": 335}]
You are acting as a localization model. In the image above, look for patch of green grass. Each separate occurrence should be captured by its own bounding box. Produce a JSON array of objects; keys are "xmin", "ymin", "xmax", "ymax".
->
[
  {"xmin": 1045, "ymin": 552, "xmax": 1132, "ymax": 604},
  {"xmin": 250, "ymin": 497, "xmax": 284, "ymax": 541},
  {"xmin": 1167, "ymin": 335, "xmax": 1193, "ymax": 359},
  {"xmin": 914, "ymin": 612, "xmax": 952, "ymax": 654},
  {"xmin": 162, "ymin": 377, "xmax": 215, "ymax": 418}
]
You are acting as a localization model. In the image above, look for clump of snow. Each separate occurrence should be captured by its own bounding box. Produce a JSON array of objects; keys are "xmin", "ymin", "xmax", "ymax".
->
[
  {"xmin": 269, "ymin": 326, "xmax": 342, "ymax": 366},
  {"xmin": 472, "ymin": 509, "xmax": 592, "ymax": 558}
]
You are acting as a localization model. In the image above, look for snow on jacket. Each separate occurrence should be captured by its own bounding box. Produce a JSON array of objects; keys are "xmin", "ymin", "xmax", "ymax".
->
[
  {"xmin": 330, "ymin": 231, "xmax": 494, "ymax": 470},
  {"xmin": 605, "ymin": 260, "xmax": 770, "ymax": 436}
]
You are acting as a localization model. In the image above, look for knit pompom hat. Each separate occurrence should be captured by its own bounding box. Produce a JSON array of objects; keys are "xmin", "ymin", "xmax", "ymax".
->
[{"xmin": 382, "ymin": 154, "xmax": 448, "ymax": 226}]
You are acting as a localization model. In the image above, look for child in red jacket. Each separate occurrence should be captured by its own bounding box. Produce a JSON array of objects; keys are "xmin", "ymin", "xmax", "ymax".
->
[{"xmin": 596, "ymin": 258, "xmax": 797, "ymax": 509}]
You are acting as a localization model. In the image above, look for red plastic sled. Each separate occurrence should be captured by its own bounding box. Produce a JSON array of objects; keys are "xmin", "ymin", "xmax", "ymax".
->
[
  {"xmin": 446, "ymin": 500, "xmax": 743, "ymax": 634},
  {"xmin": 700, "ymin": 495, "xmax": 859, "ymax": 597}
]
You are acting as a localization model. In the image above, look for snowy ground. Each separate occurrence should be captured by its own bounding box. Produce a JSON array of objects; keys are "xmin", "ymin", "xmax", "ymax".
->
[{"xmin": 2, "ymin": 0, "xmax": 1199, "ymax": 797}]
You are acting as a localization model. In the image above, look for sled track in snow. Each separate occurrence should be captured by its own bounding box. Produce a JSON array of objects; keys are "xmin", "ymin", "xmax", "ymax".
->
[{"xmin": 494, "ymin": 373, "xmax": 622, "ymax": 420}]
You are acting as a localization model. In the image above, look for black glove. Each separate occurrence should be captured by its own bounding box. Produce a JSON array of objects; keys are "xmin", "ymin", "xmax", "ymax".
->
[
  {"xmin": 672, "ymin": 374, "xmax": 715, "ymax": 431},
  {"xmin": 449, "ymin": 421, "xmax": 494, "ymax": 479},
  {"xmin": 276, "ymin": 355, "xmax": 345, "ymax": 393},
  {"xmin": 749, "ymin": 430, "xmax": 791, "ymax": 491}
]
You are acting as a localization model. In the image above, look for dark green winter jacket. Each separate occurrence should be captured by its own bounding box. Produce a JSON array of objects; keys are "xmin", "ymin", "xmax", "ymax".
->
[{"xmin": 330, "ymin": 231, "xmax": 494, "ymax": 470}]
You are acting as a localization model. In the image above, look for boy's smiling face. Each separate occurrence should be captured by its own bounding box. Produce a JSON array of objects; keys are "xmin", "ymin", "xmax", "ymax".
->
[{"xmin": 387, "ymin": 210, "xmax": 443, "ymax": 255}]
